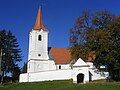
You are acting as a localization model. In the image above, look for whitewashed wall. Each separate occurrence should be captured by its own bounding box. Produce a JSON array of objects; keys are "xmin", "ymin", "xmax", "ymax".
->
[
  {"xmin": 72, "ymin": 67, "xmax": 89, "ymax": 83},
  {"xmin": 86, "ymin": 62, "xmax": 109, "ymax": 80},
  {"xmin": 20, "ymin": 57, "xmax": 109, "ymax": 83},
  {"xmin": 28, "ymin": 30, "xmax": 49, "ymax": 60},
  {"xmin": 86, "ymin": 62, "xmax": 95, "ymax": 69},
  {"xmin": 19, "ymin": 70, "xmax": 72, "ymax": 82},
  {"xmin": 56, "ymin": 64, "xmax": 71, "ymax": 70},
  {"xmin": 19, "ymin": 73, "xmax": 28, "ymax": 82},
  {"xmin": 28, "ymin": 59, "xmax": 56, "ymax": 73},
  {"xmin": 89, "ymin": 69, "xmax": 109, "ymax": 80}
]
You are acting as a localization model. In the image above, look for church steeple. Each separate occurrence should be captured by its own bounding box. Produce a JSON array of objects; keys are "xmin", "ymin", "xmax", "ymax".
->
[{"xmin": 33, "ymin": 7, "xmax": 46, "ymax": 31}]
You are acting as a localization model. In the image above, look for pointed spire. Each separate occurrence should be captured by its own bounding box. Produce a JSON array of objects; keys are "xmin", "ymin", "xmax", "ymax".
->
[{"xmin": 33, "ymin": 7, "xmax": 47, "ymax": 31}]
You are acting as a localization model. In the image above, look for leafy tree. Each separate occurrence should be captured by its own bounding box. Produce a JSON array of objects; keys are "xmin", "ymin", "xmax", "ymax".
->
[
  {"xmin": 105, "ymin": 16, "xmax": 120, "ymax": 80},
  {"xmin": 69, "ymin": 10, "xmax": 120, "ymax": 80},
  {"xmin": 92, "ymin": 10, "xmax": 115, "ymax": 29},
  {"xmin": 0, "ymin": 30, "xmax": 22, "ymax": 84},
  {"xmin": 69, "ymin": 10, "xmax": 93, "ymax": 61}
]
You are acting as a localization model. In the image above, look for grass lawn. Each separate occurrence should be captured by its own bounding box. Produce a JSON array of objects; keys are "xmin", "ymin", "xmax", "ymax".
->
[{"xmin": 0, "ymin": 80, "xmax": 120, "ymax": 90}]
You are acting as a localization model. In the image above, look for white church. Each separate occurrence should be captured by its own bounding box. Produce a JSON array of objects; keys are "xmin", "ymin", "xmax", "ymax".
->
[{"xmin": 19, "ymin": 7, "xmax": 109, "ymax": 83}]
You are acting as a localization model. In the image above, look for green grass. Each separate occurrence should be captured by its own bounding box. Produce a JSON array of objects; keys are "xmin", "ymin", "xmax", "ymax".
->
[{"xmin": 0, "ymin": 80, "xmax": 120, "ymax": 90}]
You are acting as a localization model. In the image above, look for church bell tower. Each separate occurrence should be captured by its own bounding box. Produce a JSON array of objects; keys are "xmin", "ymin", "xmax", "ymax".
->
[{"xmin": 27, "ymin": 7, "xmax": 49, "ymax": 72}]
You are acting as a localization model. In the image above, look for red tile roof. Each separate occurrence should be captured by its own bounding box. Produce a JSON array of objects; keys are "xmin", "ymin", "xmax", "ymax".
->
[
  {"xmin": 50, "ymin": 48, "xmax": 72, "ymax": 64},
  {"xmin": 50, "ymin": 48, "xmax": 95, "ymax": 64},
  {"xmin": 33, "ymin": 7, "xmax": 47, "ymax": 31}
]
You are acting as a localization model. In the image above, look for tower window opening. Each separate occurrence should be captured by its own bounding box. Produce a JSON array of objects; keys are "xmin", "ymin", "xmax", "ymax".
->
[{"xmin": 38, "ymin": 35, "xmax": 42, "ymax": 41}]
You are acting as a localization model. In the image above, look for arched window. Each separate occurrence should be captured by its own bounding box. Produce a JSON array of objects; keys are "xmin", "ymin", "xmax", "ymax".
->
[{"xmin": 38, "ymin": 35, "xmax": 42, "ymax": 41}]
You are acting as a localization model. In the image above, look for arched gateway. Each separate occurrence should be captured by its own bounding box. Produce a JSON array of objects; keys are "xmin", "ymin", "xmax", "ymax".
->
[{"xmin": 77, "ymin": 73, "xmax": 84, "ymax": 83}]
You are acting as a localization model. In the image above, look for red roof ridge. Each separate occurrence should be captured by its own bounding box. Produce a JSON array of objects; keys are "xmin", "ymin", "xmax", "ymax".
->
[{"xmin": 51, "ymin": 48, "xmax": 68, "ymax": 49}]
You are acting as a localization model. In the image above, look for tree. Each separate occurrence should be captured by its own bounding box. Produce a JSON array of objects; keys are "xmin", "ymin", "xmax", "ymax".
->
[
  {"xmin": 12, "ymin": 64, "xmax": 21, "ymax": 82},
  {"xmin": 86, "ymin": 11, "xmax": 118, "ymax": 80},
  {"xmin": 69, "ymin": 10, "xmax": 120, "ymax": 80},
  {"xmin": 105, "ymin": 16, "xmax": 120, "ymax": 80},
  {"xmin": 21, "ymin": 62, "xmax": 27, "ymax": 73},
  {"xmin": 0, "ymin": 30, "xmax": 22, "ymax": 84},
  {"xmin": 69, "ymin": 10, "xmax": 93, "ymax": 61}
]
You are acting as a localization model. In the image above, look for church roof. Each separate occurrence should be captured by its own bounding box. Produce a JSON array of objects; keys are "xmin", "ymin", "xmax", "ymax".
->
[
  {"xmin": 33, "ymin": 7, "xmax": 47, "ymax": 31},
  {"xmin": 50, "ymin": 48, "xmax": 72, "ymax": 64},
  {"xmin": 49, "ymin": 48, "xmax": 95, "ymax": 64}
]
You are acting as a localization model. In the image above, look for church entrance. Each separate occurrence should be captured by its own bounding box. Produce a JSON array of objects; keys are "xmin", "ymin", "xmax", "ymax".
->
[{"xmin": 77, "ymin": 73, "xmax": 84, "ymax": 83}]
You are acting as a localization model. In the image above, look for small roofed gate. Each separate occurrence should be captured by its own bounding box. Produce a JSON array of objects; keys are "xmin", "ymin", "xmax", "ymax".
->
[{"xmin": 77, "ymin": 73, "xmax": 84, "ymax": 83}]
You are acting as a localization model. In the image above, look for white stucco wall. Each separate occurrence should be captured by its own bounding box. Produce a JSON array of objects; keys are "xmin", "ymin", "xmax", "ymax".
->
[
  {"xmin": 19, "ymin": 70, "xmax": 72, "ymax": 82},
  {"xmin": 28, "ymin": 29, "xmax": 49, "ymax": 73},
  {"xmin": 19, "ymin": 73, "xmax": 28, "ymax": 82},
  {"xmin": 28, "ymin": 30, "xmax": 49, "ymax": 61},
  {"xmin": 56, "ymin": 64, "xmax": 71, "ymax": 70},
  {"xmin": 27, "ymin": 59, "xmax": 56, "ymax": 73},
  {"xmin": 86, "ymin": 62, "xmax": 95, "ymax": 69},
  {"xmin": 86, "ymin": 62, "xmax": 109, "ymax": 80},
  {"xmin": 72, "ymin": 67, "xmax": 89, "ymax": 83},
  {"xmin": 20, "ymin": 62, "xmax": 108, "ymax": 83},
  {"xmin": 48, "ymin": 60, "xmax": 56, "ymax": 70},
  {"xmin": 89, "ymin": 68, "xmax": 109, "ymax": 80}
]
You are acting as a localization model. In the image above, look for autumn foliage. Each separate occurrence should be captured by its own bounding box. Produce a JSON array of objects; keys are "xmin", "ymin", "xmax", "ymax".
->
[{"xmin": 69, "ymin": 10, "xmax": 120, "ymax": 80}]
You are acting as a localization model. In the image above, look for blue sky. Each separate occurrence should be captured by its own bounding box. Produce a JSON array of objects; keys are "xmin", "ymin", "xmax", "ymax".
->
[{"xmin": 0, "ymin": 0, "xmax": 120, "ymax": 68}]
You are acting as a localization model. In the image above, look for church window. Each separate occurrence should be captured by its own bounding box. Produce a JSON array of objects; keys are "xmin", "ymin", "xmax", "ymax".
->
[
  {"xmin": 59, "ymin": 65, "xmax": 61, "ymax": 69},
  {"xmin": 38, "ymin": 54, "xmax": 41, "ymax": 56},
  {"xmin": 38, "ymin": 35, "xmax": 42, "ymax": 41}
]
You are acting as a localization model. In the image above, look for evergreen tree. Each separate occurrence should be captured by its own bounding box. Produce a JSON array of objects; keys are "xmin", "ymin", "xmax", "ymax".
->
[
  {"xmin": 21, "ymin": 62, "xmax": 27, "ymax": 73},
  {"xmin": 0, "ymin": 30, "xmax": 22, "ymax": 84},
  {"xmin": 12, "ymin": 64, "xmax": 21, "ymax": 82}
]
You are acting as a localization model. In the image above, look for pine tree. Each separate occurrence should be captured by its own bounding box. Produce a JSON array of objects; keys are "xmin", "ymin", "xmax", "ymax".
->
[
  {"xmin": 21, "ymin": 62, "xmax": 27, "ymax": 73},
  {"xmin": 12, "ymin": 64, "xmax": 21, "ymax": 82},
  {"xmin": 0, "ymin": 30, "xmax": 22, "ymax": 84}
]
